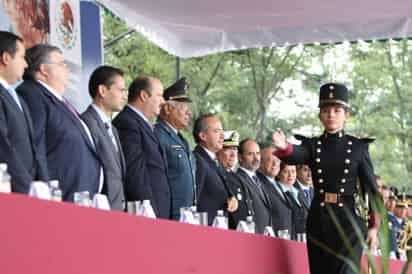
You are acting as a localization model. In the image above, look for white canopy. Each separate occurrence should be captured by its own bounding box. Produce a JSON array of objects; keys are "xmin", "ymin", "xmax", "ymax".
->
[{"xmin": 99, "ymin": 0, "xmax": 412, "ymax": 58}]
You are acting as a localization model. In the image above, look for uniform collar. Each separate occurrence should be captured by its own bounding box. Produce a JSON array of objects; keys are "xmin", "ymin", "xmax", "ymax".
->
[{"xmin": 322, "ymin": 129, "xmax": 345, "ymax": 139}]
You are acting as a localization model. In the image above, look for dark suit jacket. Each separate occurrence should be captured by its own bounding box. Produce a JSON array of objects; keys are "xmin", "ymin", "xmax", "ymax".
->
[
  {"xmin": 193, "ymin": 145, "xmax": 232, "ymax": 225},
  {"xmin": 227, "ymin": 168, "xmax": 271, "ymax": 234},
  {"xmin": 0, "ymin": 83, "xmax": 47, "ymax": 193},
  {"xmin": 257, "ymin": 172, "xmax": 294, "ymax": 235},
  {"xmin": 280, "ymin": 184, "xmax": 308, "ymax": 238},
  {"xmin": 154, "ymin": 120, "xmax": 196, "ymax": 220},
  {"xmin": 81, "ymin": 105, "xmax": 126, "ymax": 211},
  {"xmin": 17, "ymin": 80, "xmax": 102, "ymax": 201},
  {"xmin": 294, "ymin": 181, "xmax": 314, "ymax": 209},
  {"xmin": 113, "ymin": 105, "xmax": 171, "ymax": 219}
]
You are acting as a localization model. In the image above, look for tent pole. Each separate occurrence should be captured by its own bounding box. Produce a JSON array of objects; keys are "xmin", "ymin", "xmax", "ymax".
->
[{"xmin": 176, "ymin": 57, "xmax": 181, "ymax": 80}]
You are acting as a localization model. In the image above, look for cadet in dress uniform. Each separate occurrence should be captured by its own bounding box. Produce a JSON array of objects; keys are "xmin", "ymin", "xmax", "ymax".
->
[
  {"xmin": 272, "ymin": 83, "xmax": 381, "ymax": 274},
  {"xmin": 154, "ymin": 77, "xmax": 196, "ymax": 220}
]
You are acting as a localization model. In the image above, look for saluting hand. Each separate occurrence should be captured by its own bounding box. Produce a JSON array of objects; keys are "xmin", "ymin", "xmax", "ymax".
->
[
  {"xmin": 272, "ymin": 129, "xmax": 288, "ymax": 150},
  {"xmin": 227, "ymin": 196, "xmax": 238, "ymax": 212}
]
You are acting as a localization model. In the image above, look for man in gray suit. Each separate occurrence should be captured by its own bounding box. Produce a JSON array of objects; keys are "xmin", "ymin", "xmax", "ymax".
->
[
  {"xmin": 81, "ymin": 65, "xmax": 127, "ymax": 211},
  {"xmin": 257, "ymin": 147, "xmax": 293, "ymax": 236}
]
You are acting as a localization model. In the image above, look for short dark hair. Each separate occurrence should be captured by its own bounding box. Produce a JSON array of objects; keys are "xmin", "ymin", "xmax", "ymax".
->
[
  {"xmin": 192, "ymin": 114, "xmax": 215, "ymax": 144},
  {"xmin": 279, "ymin": 161, "xmax": 293, "ymax": 172},
  {"xmin": 88, "ymin": 65, "xmax": 124, "ymax": 99},
  {"xmin": 238, "ymin": 138, "xmax": 255, "ymax": 155},
  {"xmin": 128, "ymin": 75, "xmax": 152, "ymax": 103},
  {"xmin": 0, "ymin": 31, "xmax": 23, "ymax": 58},
  {"xmin": 23, "ymin": 44, "xmax": 62, "ymax": 80}
]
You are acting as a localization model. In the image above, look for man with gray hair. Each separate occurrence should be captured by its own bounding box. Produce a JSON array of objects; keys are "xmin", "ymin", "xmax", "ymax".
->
[
  {"xmin": 17, "ymin": 44, "xmax": 103, "ymax": 202},
  {"xmin": 154, "ymin": 77, "xmax": 196, "ymax": 220}
]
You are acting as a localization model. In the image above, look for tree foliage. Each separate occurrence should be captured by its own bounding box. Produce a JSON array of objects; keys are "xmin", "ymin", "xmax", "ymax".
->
[{"xmin": 103, "ymin": 10, "xmax": 412, "ymax": 189}]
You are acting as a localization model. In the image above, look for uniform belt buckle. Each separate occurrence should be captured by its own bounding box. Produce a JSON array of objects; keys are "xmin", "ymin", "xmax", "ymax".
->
[{"xmin": 324, "ymin": 192, "xmax": 338, "ymax": 204}]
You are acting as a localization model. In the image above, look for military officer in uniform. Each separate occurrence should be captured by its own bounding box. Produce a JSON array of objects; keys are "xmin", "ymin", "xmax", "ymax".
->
[
  {"xmin": 217, "ymin": 130, "xmax": 239, "ymax": 173},
  {"xmin": 388, "ymin": 198, "xmax": 408, "ymax": 258},
  {"xmin": 154, "ymin": 77, "xmax": 196, "ymax": 220},
  {"xmin": 272, "ymin": 83, "xmax": 381, "ymax": 274}
]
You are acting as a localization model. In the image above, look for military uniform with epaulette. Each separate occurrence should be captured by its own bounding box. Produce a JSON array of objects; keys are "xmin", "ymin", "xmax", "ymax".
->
[
  {"xmin": 275, "ymin": 83, "xmax": 380, "ymax": 274},
  {"xmin": 154, "ymin": 78, "xmax": 196, "ymax": 220}
]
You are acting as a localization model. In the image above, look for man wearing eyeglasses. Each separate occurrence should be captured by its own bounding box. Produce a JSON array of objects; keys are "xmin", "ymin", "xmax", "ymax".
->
[
  {"xmin": 154, "ymin": 77, "xmax": 196, "ymax": 220},
  {"xmin": 17, "ymin": 44, "xmax": 103, "ymax": 202}
]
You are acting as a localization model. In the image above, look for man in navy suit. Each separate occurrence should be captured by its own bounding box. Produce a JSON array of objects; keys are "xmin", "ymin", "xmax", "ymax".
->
[
  {"xmin": 113, "ymin": 76, "xmax": 171, "ymax": 219},
  {"xmin": 0, "ymin": 31, "xmax": 47, "ymax": 193},
  {"xmin": 81, "ymin": 66, "xmax": 127, "ymax": 211},
  {"xmin": 154, "ymin": 77, "xmax": 196, "ymax": 220},
  {"xmin": 192, "ymin": 114, "xmax": 238, "ymax": 224},
  {"xmin": 17, "ymin": 44, "xmax": 103, "ymax": 202},
  {"xmin": 294, "ymin": 164, "xmax": 314, "ymax": 208}
]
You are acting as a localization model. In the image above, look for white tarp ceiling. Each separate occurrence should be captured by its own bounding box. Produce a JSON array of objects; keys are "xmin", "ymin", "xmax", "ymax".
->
[{"xmin": 98, "ymin": 0, "xmax": 412, "ymax": 58}]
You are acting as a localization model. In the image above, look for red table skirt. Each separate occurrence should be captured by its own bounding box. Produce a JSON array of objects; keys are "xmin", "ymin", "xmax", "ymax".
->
[{"xmin": 0, "ymin": 193, "xmax": 408, "ymax": 274}]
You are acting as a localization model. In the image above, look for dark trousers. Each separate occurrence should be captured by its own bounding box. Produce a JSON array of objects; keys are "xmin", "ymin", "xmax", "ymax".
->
[{"xmin": 306, "ymin": 201, "xmax": 366, "ymax": 274}]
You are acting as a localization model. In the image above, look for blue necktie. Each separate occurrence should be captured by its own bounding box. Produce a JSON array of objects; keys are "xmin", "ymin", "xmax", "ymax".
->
[{"xmin": 304, "ymin": 189, "xmax": 311, "ymax": 204}]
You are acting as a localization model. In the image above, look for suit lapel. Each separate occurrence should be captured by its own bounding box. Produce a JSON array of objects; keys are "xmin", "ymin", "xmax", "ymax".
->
[
  {"xmin": 87, "ymin": 106, "xmax": 122, "ymax": 169},
  {"xmin": 0, "ymin": 84, "xmax": 23, "ymax": 113},
  {"xmin": 39, "ymin": 84, "xmax": 95, "ymax": 152},
  {"xmin": 126, "ymin": 106, "xmax": 158, "ymax": 144},
  {"xmin": 112, "ymin": 126, "xmax": 126, "ymax": 177},
  {"xmin": 194, "ymin": 145, "xmax": 231, "ymax": 195},
  {"xmin": 237, "ymin": 169, "xmax": 271, "ymax": 208},
  {"xmin": 126, "ymin": 106, "xmax": 168, "ymax": 166},
  {"xmin": 0, "ymin": 85, "xmax": 33, "ymax": 137}
]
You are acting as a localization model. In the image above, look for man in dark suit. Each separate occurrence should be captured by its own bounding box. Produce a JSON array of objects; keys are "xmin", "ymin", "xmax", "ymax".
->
[
  {"xmin": 192, "ymin": 114, "xmax": 238, "ymax": 224},
  {"xmin": 154, "ymin": 77, "xmax": 196, "ymax": 220},
  {"xmin": 227, "ymin": 138, "xmax": 271, "ymax": 234},
  {"xmin": 257, "ymin": 147, "xmax": 293, "ymax": 236},
  {"xmin": 113, "ymin": 75, "xmax": 171, "ymax": 219},
  {"xmin": 295, "ymin": 164, "xmax": 314, "ymax": 208},
  {"xmin": 81, "ymin": 66, "xmax": 127, "ymax": 211},
  {"xmin": 0, "ymin": 31, "xmax": 47, "ymax": 193},
  {"xmin": 17, "ymin": 44, "xmax": 103, "ymax": 201}
]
